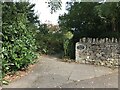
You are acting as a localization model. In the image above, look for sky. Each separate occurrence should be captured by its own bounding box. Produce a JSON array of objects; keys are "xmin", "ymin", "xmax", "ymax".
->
[{"xmin": 31, "ymin": 0, "xmax": 70, "ymax": 25}]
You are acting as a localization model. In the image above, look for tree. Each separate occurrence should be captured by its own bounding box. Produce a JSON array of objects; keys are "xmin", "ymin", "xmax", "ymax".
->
[
  {"xmin": 96, "ymin": 2, "xmax": 120, "ymax": 32},
  {"xmin": 59, "ymin": 2, "xmax": 104, "ymax": 38},
  {"xmin": 58, "ymin": 2, "xmax": 120, "ymax": 58},
  {"xmin": 46, "ymin": 0, "xmax": 62, "ymax": 14}
]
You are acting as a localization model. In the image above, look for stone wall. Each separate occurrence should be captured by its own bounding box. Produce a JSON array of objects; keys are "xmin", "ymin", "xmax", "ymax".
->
[{"xmin": 75, "ymin": 38, "xmax": 120, "ymax": 67}]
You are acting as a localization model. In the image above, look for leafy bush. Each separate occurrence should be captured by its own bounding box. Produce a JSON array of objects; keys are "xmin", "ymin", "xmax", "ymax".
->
[
  {"xmin": 36, "ymin": 26, "xmax": 63, "ymax": 55},
  {"xmin": 2, "ymin": 2, "xmax": 37, "ymax": 76}
]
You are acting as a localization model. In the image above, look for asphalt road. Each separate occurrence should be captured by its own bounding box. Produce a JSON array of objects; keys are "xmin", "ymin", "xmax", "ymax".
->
[{"xmin": 3, "ymin": 55, "xmax": 118, "ymax": 88}]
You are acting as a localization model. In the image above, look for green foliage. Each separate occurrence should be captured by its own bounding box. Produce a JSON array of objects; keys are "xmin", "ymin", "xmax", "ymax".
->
[
  {"xmin": 95, "ymin": 2, "xmax": 120, "ymax": 32},
  {"xmin": 36, "ymin": 24, "xmax": 63, "ymax": 55},
  {"xmin": 46, "ymin": 0, "xmax": 62, "ymax": 14},
  {"xmin": 63, "ymin": 30, "xmax": 73, "ymax": 57},
  {"xmin": 2, "ymin": 80, "xmax": 9, "ymax": 85},
  {"xmin": 2, "ymin": 2, "xmax": 37, "ymax": 76},
  {"xmin": 63, "ymin": 39, "xmax": 69, "ymax": 56},
  {"xmin": 58, "ymin": 2, "xmax": 120, "ymax": 59},
  {"xmin": 64, "ymin": 31, "xmax": 73, "ymax": 39}
]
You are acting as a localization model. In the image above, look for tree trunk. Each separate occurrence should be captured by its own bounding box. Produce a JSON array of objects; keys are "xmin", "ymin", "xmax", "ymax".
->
[{"xmin": 112, "ymin": 17, "xmax": 116, "ymax": 31}]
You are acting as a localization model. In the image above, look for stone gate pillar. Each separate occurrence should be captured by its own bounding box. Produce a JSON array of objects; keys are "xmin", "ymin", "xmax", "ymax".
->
[
  {"xmin": 75, "ymin": 42, "xmax": 80, "ymax": 62},
  {"xmin": 75, "ymin": 42, "xmax": 86, "ymax": 63}
]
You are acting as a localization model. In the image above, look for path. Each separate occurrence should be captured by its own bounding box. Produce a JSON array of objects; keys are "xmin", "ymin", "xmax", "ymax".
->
[{"xmin": 3, "ymin": 55, "xmax": 118, "ymax": 88}]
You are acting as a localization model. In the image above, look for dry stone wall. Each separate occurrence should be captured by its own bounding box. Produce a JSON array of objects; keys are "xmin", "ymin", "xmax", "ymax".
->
[{"xmin": 75, "ymin": 38, "xmax": 120, "ymax": 67}]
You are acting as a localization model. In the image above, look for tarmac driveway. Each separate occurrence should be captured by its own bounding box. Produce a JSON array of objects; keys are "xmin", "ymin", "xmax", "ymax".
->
[{"xmin": 3, "ymin": 55, "xmax": 118, "ymax": 88}]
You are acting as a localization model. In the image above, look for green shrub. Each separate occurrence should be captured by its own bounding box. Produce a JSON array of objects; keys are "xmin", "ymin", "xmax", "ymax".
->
[{"xmin": 2, "ymin": 2, "xmax": 37, "ymax": 76}]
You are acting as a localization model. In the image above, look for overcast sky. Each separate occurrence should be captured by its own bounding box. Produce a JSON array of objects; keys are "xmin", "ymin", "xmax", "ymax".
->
[{"xmin": 31, "ymin": 0, "xmax": 70, "ymax": 25}]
